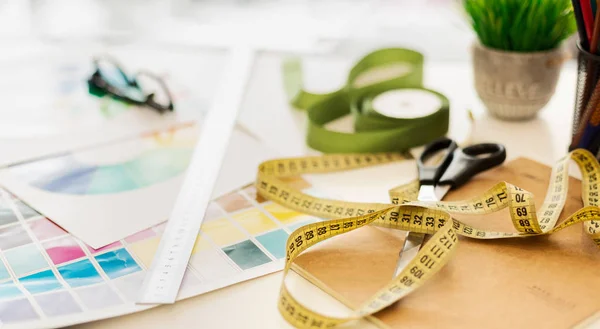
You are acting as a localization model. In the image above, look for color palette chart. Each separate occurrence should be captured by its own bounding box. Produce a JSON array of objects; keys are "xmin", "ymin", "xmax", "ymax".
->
[{"xmin": 0, "ymin": 176, "xmax": 323, "ymax": 328}]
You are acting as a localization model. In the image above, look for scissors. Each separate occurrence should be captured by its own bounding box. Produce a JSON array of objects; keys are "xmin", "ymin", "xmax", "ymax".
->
[{"xmin": 393, "ymin": 137, "xmax": 506, "ymax": 277}]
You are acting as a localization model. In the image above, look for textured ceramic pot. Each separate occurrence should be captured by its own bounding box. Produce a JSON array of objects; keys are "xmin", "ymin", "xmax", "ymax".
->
[{"xmin": 472, "ymin": 42, "xmax": 565, "ymax": 121}]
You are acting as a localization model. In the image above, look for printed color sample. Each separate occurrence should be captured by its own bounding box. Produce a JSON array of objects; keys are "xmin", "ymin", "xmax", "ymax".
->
[
  {"xmin": 190, "ymin": 249, "xmax": 237, "ymax": 280},
  {"xmin": 43, "ymin": 236, "xmax": 85, "ymax": 265},
  {"xmin": 216, "ymin": 192, "xmax": 252, "ymax": 212},
  {"xmin": 0, "ymin": 203, "xmax": 18, "ymax": 226},
  {"xmin": 129, "ymin": 237, "xmax": 161, "ymax": 268},
  {"xmin": 35, "ymin": 291, "xmax": 81, "ymax": 316},
  {"xmin": 58, "ymin": 259, "xmax": 103, "ymax": 288},
  {"xmin": 0, "ymin": 261, "xmax": 10, "ymax": 281},
  {"xmin": 5, "ymin": 244, "xmax": 48, "ymax": 277},
  {"xmin": 0, "ymin": 298, "xmax": 39, "ymax": 323},
  {"xmin": 28, "ymin": 218, "xmax": 67, "ymax": 241},
  {"xmin": 0, "ymin": 176, "xmax": 323, "ymax": 328},
  {"xmin": 75, "ymin": 284, "xmax": 122, "ymax": 310},
  {"xmin": 13, "ymin": 200, "xmax": 41, "ymax": 219},
  {"xmin": 223, "ymin": 240, "xmax": 271, "ymax": 270},
  {"xmin": 0, "ymin": 281, "xmax": 22, "ymax": 300},
  {"xmin": 0, "ymin": 225, "xmax": 32, "ymax": 250},
  {"xmin": 231, "ymin": 209, "xmax": 277, "ymax": 235},
  {"xmin": 20, "ymin": 270, "xmax": 63, "ymax": 294},
  {"xmin": 263, "ymin": 203, "xmax": 307, "ymax": 225},
  {"xmin": 256, "ymin": 229, "xmax": 288, "ymax": 259},
  {"xmin": 201, "ymin": 218, "xmax": 246, "ymax": 246},
  {"xmin": 95, "ymin": 249, "xmax": 142, "ymax": 279}
]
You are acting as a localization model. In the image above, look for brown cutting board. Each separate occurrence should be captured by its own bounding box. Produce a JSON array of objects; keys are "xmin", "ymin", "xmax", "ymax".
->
[{"xmin": 292, "ymin": 157, "xmax": 600, "ymax": 329}]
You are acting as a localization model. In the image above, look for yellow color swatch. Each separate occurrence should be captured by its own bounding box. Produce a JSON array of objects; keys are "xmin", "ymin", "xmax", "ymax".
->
[
  {"xmin": 263, "ymin": 203, "xmax": 306, "ymax": 225},
  {"xmin": 191, "ymin": 234, "xmax": 212, "ymax": 254},
  {"xmin": 129, "ymin": 237, "xmax": 162, "ymax": 268},
  {"xmin": 201, "ymin": 218, "xmax": 246, "ymax": 246},
  {"xmin": 231, "ymin": 208, "xmax": 277, "ymax": 235}
]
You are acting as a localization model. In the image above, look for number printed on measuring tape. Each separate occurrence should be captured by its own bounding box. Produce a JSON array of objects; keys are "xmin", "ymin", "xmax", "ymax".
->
[{"xmin": 255, "ymin": 150, "xmax": 600, "ymax": 328}]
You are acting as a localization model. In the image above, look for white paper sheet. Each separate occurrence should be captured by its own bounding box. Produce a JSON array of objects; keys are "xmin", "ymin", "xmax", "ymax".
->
[
  {"xmin": 0, "ymin": 46, "xmax": 227, "ymax": 167},
  {"xmin": 0, "ymin": 126, "xmax": 277, "ymax": 248}
]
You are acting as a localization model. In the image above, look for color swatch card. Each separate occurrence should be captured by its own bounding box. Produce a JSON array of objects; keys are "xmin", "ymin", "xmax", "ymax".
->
[
  {"xmin": 0, "ymin": 46, "xmax": 227, "ymax": 167},
  {"xmin": 0, "ymin": 125, "xmax": 278, "ymax": 248},
  {"xmin": 0, "ymin": 176, "xmax": 323, "ymax": 329}
]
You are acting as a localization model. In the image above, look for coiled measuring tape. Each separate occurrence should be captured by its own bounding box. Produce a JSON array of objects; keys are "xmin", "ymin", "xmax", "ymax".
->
[
  {"xmin": 255, "ymin": 149, "xmax": 600, "ymax": 328},
  {"xmin": 283, "ymin": 48, "xmax": 450, "ymax": 153}
]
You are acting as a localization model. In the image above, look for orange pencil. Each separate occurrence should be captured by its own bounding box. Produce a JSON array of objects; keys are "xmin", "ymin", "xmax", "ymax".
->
[{"xmin": 591, "ymin": 0, "xmax": 600, "ymax": 53}]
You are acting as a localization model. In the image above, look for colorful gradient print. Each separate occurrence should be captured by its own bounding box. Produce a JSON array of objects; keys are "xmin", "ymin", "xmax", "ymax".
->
[{"xmin": 10, "ymin": 127, "xmax": 195, "ymax": 195}]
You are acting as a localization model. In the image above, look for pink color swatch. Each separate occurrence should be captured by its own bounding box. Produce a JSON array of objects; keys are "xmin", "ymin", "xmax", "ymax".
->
[
  {"xmin": 28, "ymin": 219, "xmax": 66, "ymax": 241},
  {"xmin": 43, "ymin": 236, "xmax": 85, "ymax": 265}
]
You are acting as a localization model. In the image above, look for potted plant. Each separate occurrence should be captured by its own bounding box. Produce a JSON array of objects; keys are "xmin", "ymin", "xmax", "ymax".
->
[{"xmin": 464, "ymin": 0, "xmax": 576, "ymax": 120}]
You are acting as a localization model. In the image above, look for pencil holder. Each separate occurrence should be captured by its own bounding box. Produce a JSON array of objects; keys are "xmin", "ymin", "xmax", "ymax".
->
[{"xmin": 570, "ymin": 43, "xmax": 600, "ymax": 156}]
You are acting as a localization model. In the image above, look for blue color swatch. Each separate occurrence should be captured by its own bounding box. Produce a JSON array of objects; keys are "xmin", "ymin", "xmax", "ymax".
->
[
  {"xmin": 58, "ymin": 259, "xmax": 103, "ymax": 288},
  {"xmin": 95, "ymin": 249, "xmax": 141, "ymax": 279},
  {"xmin": 256, "ymin": 229, "xmax": 289, "ymax": 259},
  {"xmin": 20, "ymin": 270, "xmax": 63, "ymax": 294}
]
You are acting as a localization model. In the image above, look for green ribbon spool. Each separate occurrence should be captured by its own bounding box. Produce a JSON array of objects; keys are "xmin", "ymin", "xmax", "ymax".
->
[{"xmin": 283, "ymin": 48, "xmax": 450, "ymax": 153}]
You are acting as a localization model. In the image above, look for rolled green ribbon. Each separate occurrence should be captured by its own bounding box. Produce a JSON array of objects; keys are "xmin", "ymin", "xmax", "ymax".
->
[{"xmin": 283, "ymin": 48, "xmax": 450, "ymax": 153}]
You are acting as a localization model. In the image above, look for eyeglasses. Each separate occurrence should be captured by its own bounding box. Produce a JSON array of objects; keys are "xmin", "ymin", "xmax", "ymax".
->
[{"xmin": 87, "ymin": 57, "xmax": 175, "ymax": 114}]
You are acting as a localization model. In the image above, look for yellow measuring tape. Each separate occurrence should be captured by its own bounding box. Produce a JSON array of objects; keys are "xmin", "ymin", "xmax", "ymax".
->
[{"xmin": 255, "ymin": 149, "xmax": 600, "ymax": 328}]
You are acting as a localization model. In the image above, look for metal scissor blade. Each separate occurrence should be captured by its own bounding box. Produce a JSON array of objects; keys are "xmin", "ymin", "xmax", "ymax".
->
[
  {"xmin": 393, "ymin": 184, "xmax": 451, "ymax": 277},
  {"xmin": 393, "ymin": 232, "xmax": 425, "ymax": 277}
]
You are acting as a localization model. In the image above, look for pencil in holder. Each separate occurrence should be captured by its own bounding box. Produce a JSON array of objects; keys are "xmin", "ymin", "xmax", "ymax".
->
[{"xmin": 571, "ymin": 43, "xmax": 600, "ymax": 157}]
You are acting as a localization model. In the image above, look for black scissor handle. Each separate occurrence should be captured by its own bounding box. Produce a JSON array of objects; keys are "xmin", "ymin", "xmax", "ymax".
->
[
  {"xmin": 417, "ymin": 138, "xmax": 458, "ymax": 185},
  {"xmin": 438, "ymin": 143, "xmax": 506, "ymax": 188}
]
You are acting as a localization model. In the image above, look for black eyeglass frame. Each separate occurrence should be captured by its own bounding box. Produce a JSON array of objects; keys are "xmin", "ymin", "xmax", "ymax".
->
[{"xmin": 87, "ymin": 57, "xmax": 175, "ymax": 114}]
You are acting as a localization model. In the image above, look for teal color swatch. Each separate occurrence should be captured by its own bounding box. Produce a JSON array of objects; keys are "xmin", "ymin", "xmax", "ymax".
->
[
  {"xmin": 256, "ymin": 229, "xmax": 289, "ymax": 259},
  {"xmin": 20, "ymin": 270, "xmax": 63, "ymax": 294},
  {"xmin": 223, "ymin": 240, "xmax": 271, "ymax": 270}
]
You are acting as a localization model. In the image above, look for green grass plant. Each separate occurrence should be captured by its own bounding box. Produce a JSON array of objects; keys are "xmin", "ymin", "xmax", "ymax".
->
[{"xmin": 464, "ymin": 0, "xmax": 576, "ymax": 52}]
